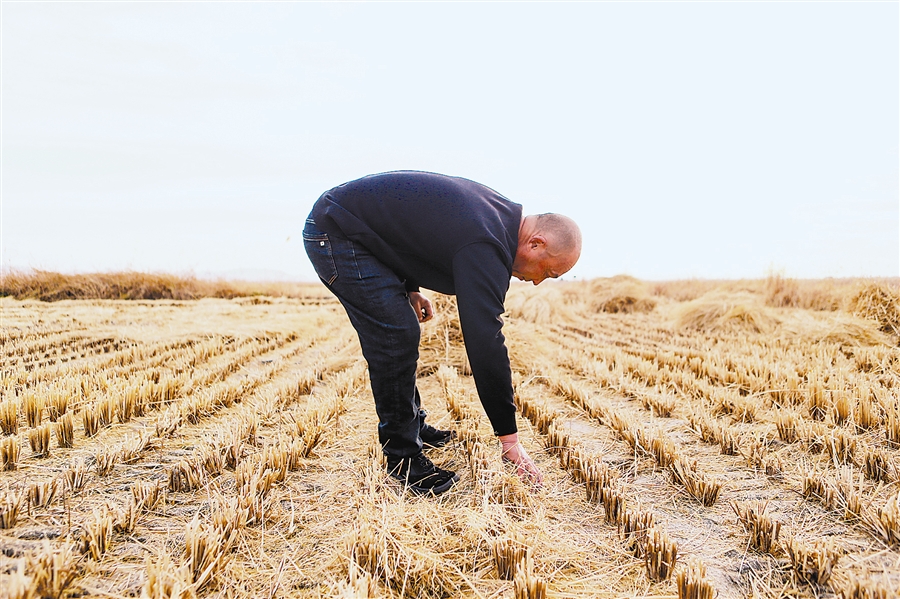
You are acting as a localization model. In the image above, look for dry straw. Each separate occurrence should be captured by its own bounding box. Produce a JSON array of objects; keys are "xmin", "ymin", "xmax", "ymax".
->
[
  {"xmin": 0, "ymin": 400, "xmax": 18, "ymax": 435},
  {"xmin": 1, "ymin": 436, "xmax": 21, "ymax": 471},
  {"xmin": 493, "ymin": 536, "xmax": 532, "ymax": 581},
  {"xmin": 840, "ymin": 576, "xmax": 895, "ymax": 599},
  {"xmin": 25, "ymin": 540, "xmax": 80, "ymax": 599},
  {"xmin": 184, "ymin": 515, "xmax": 237, "ymax": 591},
  {"xmin": 27, "ymin": 479, "xmax": 58, "ymax": 510},
  {"xmin": 28, "ymin": 423, "xmax": 52, "ymax": 458},
  {"xmin": 80, "ymin": 507, "xmax": 114, "ymax": 560},
  {"xmin": 619, "ymin": 508, "xmax": 655, "ymax": 558},
  {"xmin": 23, "ymin": 392, "xmax": 43, "ymax": 428},
  {"xmin": 732, "ymin": 501, "xmax": 781, "ymax": 554},
  {"xmin": 0, "ymin": 487, "xmax": 24, "ymax": 529},
  {"xmin": 63, "ymin": 458, "xmax": 89, "ymax": 494},
  {"xmin": 677, "ymin": 560, "xmax": 715, "ymax": 599},
  {"xmin": 94, "ymin": 448, "xmax": 118, "ymax": 477},
  {"xmin": 55, "ymin": 413, "xmax": 74, "ymax": 449},
  {"xmin": 645, "ymin": 527, "xmax": 678, "ymax": 582},
  {"xmin": 671, "ymin": 459, "xmax": 722, "ymax": 507},
  {"xmin": 866, "ymin": 491, "xmax": 900, "ymax": 545},
  {"xmin": 513, "ymin": 564, "xmax": 547, "ymax": 599},
  {"xmin": 785, "ymin": 537, "xmax": 840, "ymax": 585}
]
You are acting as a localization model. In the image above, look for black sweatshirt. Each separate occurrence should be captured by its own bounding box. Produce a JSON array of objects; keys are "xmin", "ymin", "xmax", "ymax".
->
[{"xmin": 311, "ymin": 171, "xmax": 522, "ymax": 436}]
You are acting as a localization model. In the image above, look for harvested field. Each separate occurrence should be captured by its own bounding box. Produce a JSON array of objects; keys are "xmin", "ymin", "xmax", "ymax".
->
[{"xmin": 0, "ymin": 276, "xmax": 898, "ymax": 598}]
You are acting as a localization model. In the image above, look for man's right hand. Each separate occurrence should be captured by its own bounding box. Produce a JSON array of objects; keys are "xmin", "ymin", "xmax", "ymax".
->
[{"xmin": 499, "ymin": 433, "xmax": 544, "ymax": 486}]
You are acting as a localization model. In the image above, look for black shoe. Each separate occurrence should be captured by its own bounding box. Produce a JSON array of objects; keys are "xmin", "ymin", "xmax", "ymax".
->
[
  {"xmin": 420, "ymin": 423, "xmax": 457, "ymax": 449},
  {"xmin": 386, "ymin": 453, "xmax": 459, "ymax": 495}
]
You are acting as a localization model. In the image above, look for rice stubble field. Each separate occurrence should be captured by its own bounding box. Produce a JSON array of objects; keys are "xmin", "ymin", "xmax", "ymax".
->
[{"xmin": 0, "ymin": 276, "xmax": 898, "ymax": 599}]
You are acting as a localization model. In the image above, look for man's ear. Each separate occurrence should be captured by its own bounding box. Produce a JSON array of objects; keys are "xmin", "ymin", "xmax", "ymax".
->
[{"xmin": 530, "ymin": 234, "xmax": 547, "ymax": 250}]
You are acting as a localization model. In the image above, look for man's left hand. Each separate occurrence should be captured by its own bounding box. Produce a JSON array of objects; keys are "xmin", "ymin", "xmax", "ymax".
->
[{"xmin": 408, "ymin": 291, "xmax": 434, "ymax": 323}]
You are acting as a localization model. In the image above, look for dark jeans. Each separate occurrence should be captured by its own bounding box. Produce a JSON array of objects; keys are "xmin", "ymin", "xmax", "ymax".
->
[{"xmin": 303, "ymin": 217, "xmax": 427, "ymax": 459}]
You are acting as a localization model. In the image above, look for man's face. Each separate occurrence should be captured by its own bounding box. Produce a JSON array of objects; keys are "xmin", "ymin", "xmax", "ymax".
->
[{"xmin": 511, "ymin": 236, "xmax": 578, "ymax": 286}]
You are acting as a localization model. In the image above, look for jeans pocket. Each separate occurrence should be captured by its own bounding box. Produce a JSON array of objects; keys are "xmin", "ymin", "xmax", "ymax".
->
[{"xmin": 303, "ymin": 232, "xmax": 338, "ymax": 285}]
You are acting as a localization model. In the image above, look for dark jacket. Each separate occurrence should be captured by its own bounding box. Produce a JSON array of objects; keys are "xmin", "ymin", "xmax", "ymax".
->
[{"xmin": 311, "ymin": 171, "xmax": 522, "ymax": 435}]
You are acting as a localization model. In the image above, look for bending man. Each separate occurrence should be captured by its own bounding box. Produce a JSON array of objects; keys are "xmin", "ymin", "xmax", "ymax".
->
[{"xmin": 304, "ymin": 171, "xmax": 581, "ymax": 495}]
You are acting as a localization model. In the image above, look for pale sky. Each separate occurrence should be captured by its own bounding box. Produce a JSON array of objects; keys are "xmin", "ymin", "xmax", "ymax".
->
[{"xmin": 2, "ymin": 2, "xmax": 898, "ymax": 282}]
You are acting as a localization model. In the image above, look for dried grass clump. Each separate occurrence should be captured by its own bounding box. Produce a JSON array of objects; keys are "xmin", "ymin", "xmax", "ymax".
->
[
  {"xmin": 28, "ymin": 423, "xmax": 51, "ymax": 458},
  {"xmin": 886, "ymin": 405, "xmax": 900, "ymax": 449},
  {"xmin": 141, "ymin": 552, "xmax": 193, "ymax": 599},
  {"xmin": 673, "ymin": 292, "xmax": 779, "ymax": 334},
  {"xmin": 184, "ymin": 515, "xmax": 237, "ymax": 591},
  {"xmin": 80, "ymin": 507, "xmax": 114, "ymax": 560},
  {"xmin": 840, "ymin": 576, "xmax": 895, "ymax": 599},
  {"xmin": 505, "ymin": 284, "xmax": 567, "ymax": 324},
  {"xmin": 785, "ymin": 537, "xmax": 840, "ymax": 585},
  {"xmin": 825, "ymin": 429, "xmax": 857, "ymax": 465},
  {"xmin": 732, "ymin": 501, "xmax": 781, "ymax": 554},
  {"xmin": 645, "ymin": 527, "xmax": 678, "ymax": 582},
  {"xmin": 82, "ymin": 408, "xmax": 100, "ymax": 438},
  {"xmin": 94, "ymin": 448, "xmax": 118, "ymax": 476},
  {"xmin": 132, "ymin": 480, "xmax": 165, "ymax": 512},
  {"xmin": 63, "ymin": 458, "xmax": 89, "ymax": 494},
  {"xmin": 493, "ymin": 536, "xmax": 532, "ymax": 581},
  {"xmin": 584, "ymin": 459, "xmax": 617, "ymax": 504},
  {"xmin": 27, "ymin": 479, "xmax": 58, "ymax": 509},
  {"xmin": 642, "ymin": 391, "xmax": 676, "ymax": 418},
  {"xmin": 513, "ymin": 564, "xmax": 547, "ymax": 599},
  {"xmin": 120, "ymin": 433, "xmax": 152, "ymax": 464},
  {"xmin": 588, "ymin": 276, "xmax": 657, "ymax": 314},
  {"xmin": 855, "ymin": 391, "xmax": 879, "ymax": 430},
  {"xmin": 55, "ymin": 413, "xmax": 74, "ymax": 449},
  {"xmin": 287, "ymin": 410, "xmax": 328, "ymax": 458},
  {"xmin": 1, "ymin": 436, "xmax": 21, "ymax": 471},
  {"xmin": 0, "ymin": 400, "xmax": 18, "ymax": 435},
  {"xmin": 775, "ymin": 410, "xmax": 799, "ymax": 443},
  {"xmin": 22, "ymin": 392, "xmax": 43, "ymax": 428},
  {"xmin": 848, "ymin": 282, "xmax": 900, "ymax": 337},
  {"xmin": 866, "ymin": 491, "xmax": 900, "ymax": 545},
  {"xmin": 47, "ymin": 391, "xmax": 68, "ymax": 422},
  {"xmin": 677, "ymin": 559, "xmax": 715, "ymax": 599},
  {"xmin": 0, "ymin": 488, "xmax": 25, "ymax": 529},
  {"xmin": 601, "ymin": 484, "xmax": 627, "ymax": 525},
  {"xmin": 25, "ymin": 540, "xmax": 80, "ymax": 599},
  {"xmin": 619, "ymin": 508, "xmax": 655, "ymax": 558},
  {"xmin": 0, "ymin": 269, "xmax": 250, "ymax": 301},
  {"xmin": 168, "ymin": 460, "xmax": 205, "ymax": 493},
  {"xmin": 671, "ymin": 459, "xmax": 722, "ymax": 506},
  {"xmin": 862, "ymin": 446, "xmax": 895, "ymax": 483}
]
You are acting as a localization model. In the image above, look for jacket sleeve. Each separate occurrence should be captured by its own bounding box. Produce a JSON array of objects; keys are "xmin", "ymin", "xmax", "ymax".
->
[{"xmin": 451, "ymin": 243, "xmax": 517, "ymax": 436}]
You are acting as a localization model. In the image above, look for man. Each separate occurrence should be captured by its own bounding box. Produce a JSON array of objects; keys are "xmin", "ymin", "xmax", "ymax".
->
[{"xmin": 304, "ymin": 171, "xmax": 581, "ymax": 495}]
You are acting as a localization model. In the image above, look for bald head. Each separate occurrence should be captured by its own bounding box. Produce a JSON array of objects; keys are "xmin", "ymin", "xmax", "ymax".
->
[
  {"xmin": 533, "ymin": 213, "xmax": 582, "ymax": 258},
  {"xmin": 512, "ymin": 213, "xmax": 582, "ymax": 285}
]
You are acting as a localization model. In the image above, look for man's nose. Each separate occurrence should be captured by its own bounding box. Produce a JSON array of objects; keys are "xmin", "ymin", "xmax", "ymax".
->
[{"xmin": 532, "ymin": 278, "xmax": 544, "ymax": 286}]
